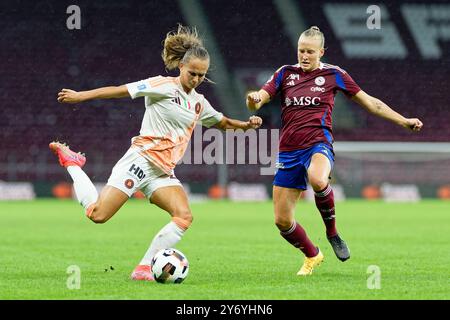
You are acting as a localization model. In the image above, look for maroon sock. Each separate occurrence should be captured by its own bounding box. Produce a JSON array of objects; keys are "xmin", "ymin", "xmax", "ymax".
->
[
  {"xmin": 280, "ymin": 222, "xmax": 318, "ymax": 257},
  {"xmin": 314, "ymin": 184, "xmax": 338, "ymax": 237}
]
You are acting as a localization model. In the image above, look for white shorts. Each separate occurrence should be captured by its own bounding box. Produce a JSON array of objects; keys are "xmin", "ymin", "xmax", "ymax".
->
[{"xmin": 107, "ymin": 148, "xmax": 182, "ymax": 199}]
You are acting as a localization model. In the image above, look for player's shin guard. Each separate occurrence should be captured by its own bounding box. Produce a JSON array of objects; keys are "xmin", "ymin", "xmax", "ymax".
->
[
  {"xmin": 66, "ymin": 166, "xmax": 98, "ymax": 211},
  {"xmin": 280, "ymin": 222, "xmax": 318, "ymax": 257},
  {"xmin": 314, "ymin": 184, "xmax": 337, "ymax": 237},
  {"xmin": 139, "ymin": 217, "xmax": 191, "ymax": 266}
]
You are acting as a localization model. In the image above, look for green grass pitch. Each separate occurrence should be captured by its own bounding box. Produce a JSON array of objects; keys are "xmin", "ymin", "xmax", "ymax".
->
[{"xmin": 0, "ymin": 199, "xmax": 449, "ymax": 300}]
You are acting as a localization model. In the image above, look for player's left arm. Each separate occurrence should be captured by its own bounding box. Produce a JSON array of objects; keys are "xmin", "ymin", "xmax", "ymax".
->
[
  {"xmin": 351, "ymin": 90, "xmax": 423, "ymax": 132},
  {"xmin": 214, "ymin": 115, "xmax": 262, "ymax": 131}
]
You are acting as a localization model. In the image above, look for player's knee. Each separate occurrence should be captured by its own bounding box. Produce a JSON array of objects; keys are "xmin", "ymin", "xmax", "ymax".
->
[
  {"xmin": 274, "ymin": 216, "xmax": 292, "ymax": 231},
  {"xmin": 90, "ymin": 214, "xmax": 109, "ymax": 224},
  {"xmin": 309, "ymin": 177, "xmax": 328, "ymax": 192},
  {"xmin": 172, "ymin": 208, "xmax": 193, "ymax": 230},
  {"xmin": 85, "ymin": 204, "xmax": 110, "ymax": 224},
  {"xmin": 173, "ymin": 207, "xmax": 193, "ymax": 221}
]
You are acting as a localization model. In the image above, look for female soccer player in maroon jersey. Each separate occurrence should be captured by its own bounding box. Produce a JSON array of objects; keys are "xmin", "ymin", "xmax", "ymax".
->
[{"xmin": 246, "ymin": 26, "xmax": 423, "ymax": 275}]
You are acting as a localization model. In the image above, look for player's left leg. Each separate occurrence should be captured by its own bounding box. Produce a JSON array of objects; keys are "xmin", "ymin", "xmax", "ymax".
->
[
  {"xmin": 307, "ymin": 152, "xmax": 350, "ymax": 261},
  {"xmin": 50, "ymin": 141, "xmax": 130, "ymax": 223},
  {"xmin": 49, "ymin": 141, "xmax": 98, "ymax": 211},
  {"xmin": 85, "ymin": 185, "xmax": 129, "ymax": 224},
  {"xmin": 131, "ymin": 183, "xmax": 191, "ymax": 281}
]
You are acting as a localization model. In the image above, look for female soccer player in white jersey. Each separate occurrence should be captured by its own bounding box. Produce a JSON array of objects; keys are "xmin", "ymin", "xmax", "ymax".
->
[
  {"xmin": 50, "ymin": 25, "xmax": 262, "ymax": 281},
  {"xmin": 246, "ymin": 26, "xmax": 423, "ymax": 276}
]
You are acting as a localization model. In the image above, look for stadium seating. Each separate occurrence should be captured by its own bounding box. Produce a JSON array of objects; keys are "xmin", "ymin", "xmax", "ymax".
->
[{"xmin": 1, "ymin": 0, "xmax": 449, "ymax": 187}]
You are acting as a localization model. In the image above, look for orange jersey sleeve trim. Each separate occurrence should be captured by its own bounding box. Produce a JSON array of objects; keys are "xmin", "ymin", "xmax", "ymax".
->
[{"xmin": 148, "ymin": 77, "xmax": 177, "ymax": 88}]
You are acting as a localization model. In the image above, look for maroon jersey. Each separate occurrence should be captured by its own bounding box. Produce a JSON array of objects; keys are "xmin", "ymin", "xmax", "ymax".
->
[{"xmin": 262, "ymin": 62, "xmax": 361, "ymax": 151}]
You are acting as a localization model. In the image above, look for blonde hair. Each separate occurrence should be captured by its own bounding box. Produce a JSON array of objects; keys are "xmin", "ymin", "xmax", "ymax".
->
[
  {"xmin": 300, "ymin": 26, "xmax": 325, "ymax": 48},
  {"xmin": 162, "ymin": 24, "xmax": 210, "ymax": 70}
]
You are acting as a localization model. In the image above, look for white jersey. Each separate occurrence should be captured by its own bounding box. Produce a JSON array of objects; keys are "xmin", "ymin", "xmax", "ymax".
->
[{"xmin": 126, "ymin": 76, "xmax": 223, "ymax": 174}]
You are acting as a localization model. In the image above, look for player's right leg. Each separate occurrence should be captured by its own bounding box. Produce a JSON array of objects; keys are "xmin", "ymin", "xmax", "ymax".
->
[
  {"xmin": 49, "ymin": 141, "xmax": 128, "ymax": 223},
  {"xmin": 273, "ymin": 185, "xmax": 323, "ymax": 276}
]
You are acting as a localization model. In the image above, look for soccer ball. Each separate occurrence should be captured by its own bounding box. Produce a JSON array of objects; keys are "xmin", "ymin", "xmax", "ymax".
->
[{"xmin": 151, "ymin": 248, "xmax": 189, "ymax": 283}]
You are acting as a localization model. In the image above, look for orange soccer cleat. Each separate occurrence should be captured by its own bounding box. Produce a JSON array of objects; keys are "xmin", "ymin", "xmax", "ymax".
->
[
  {"xmin": 49, "ymin": 141, "xmax": 86, "ymax": 168},
  {"xmin": 130, "ymin": 265, "xmax": 154, "ymax": 281}
]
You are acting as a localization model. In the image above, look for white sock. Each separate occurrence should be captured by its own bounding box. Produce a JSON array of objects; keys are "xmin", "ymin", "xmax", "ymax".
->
[
  {"xmin": 139, "ymin": 221, "xmax": 185, "ymax": 266},
  {"xmin": 67, "ymin": 166, "xmax": 98, "ymax": 210}
]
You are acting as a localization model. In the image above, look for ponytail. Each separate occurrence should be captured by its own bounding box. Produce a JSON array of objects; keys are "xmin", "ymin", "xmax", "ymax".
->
[{"xmin": 162, "ymin": 24, "xmax": 209, "ymax": 70}]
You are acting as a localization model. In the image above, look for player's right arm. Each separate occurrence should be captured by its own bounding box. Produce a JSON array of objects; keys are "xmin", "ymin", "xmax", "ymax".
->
[
  {"xmin": 247, "ymin": 65, "xmax": 286, "ymax": 111},
  {"xmin": 246, "ymin": 89, "xmax": 271, "ymax": 111},
  {"xmin": 57, "ymin": 86, "xmax": 130, "ymax": 104}
]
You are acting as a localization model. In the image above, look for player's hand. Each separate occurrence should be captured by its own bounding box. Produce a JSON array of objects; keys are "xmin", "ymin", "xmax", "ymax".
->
[
  {"xmin": 247, "ymin": 92, "xmax": 262, "ymax": 104},
  {"xmin": 246, "ymin": 92, "xmax": 262, "ymax": 111},
  {"xmin": 247, "ymin": 115, "xmax": 263, "ymax": 129},
  {"xmin": 247, "ymin": 91, "xmax": 261, "ymax": 107},
  {"xmin": 57, "ymin": 89, "xmax": 83, "ymax": 104},
  {"xmin": 404, "ymin": 118, "xmax": 423, "ymax": 132}
]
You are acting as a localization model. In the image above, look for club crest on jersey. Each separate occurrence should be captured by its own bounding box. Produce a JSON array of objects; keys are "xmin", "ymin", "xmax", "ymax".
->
[
  {"xmin": 315, "ymin": 76, "xmax": 325, "ymax": 86},
  {"xmin": 193, "ymin": 102, "xmax": 201, "ymax": 114}
]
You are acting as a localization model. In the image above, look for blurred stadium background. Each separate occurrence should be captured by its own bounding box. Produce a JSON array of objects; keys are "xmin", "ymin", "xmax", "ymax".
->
[{"xmin": 1, "ymin": 0, "xmax": 450, "ymax": 202}]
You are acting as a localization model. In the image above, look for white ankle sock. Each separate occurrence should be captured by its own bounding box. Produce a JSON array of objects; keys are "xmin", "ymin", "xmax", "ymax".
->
[
  {"xmin": 67, "ymin": 166, "xmax": 98, "ymax": 210},
  {"xmin": 139, "ymin": 221, "xmax": 185, "ymax": 266}
]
